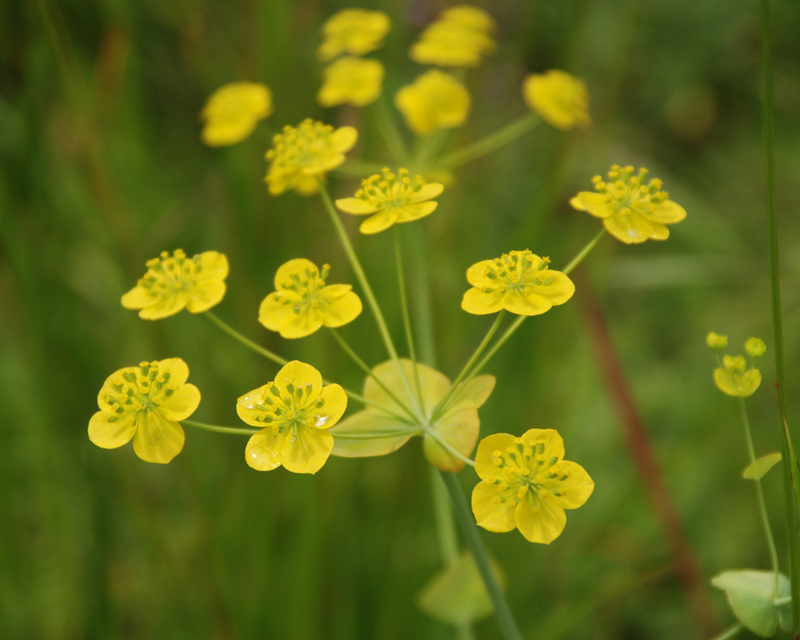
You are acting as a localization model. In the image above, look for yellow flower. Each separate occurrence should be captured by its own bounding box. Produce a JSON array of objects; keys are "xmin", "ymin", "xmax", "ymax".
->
[
  {"xmin": 335, "ymin": 167, "xmax": 444, "ymax": 235},
  {"xmin": 714, "ymin": 354, "xmax": 762, "ymax": 398},
  {"xmin": 472, "ymin": 429, "xmax": 594, "ymax": 544},
  {"xmin": 317, "ymin": 57, "xmax": 384, "ymax": 108},
  {"xmin": 259, "ymin": 259, "xmax": 362, "ymax": 339},
  {"xmin": 706, "ymin": 331, "xmax": 728, "ymax": 352},
  {"xmin": 265, "ymin": 119, "xmax": 358, "ymax": 196},
  {"xmin": 89, "ymin": 358, "xmax": 201, "ymax": 464},
  {"xmin": 200, "ymin": 82, "xmax": 273, "ymax": 147},
  {"xmin": 522, "ymin": 70, "xmax": 590, "ymax": 131},
  {"xmin": 237, "ymin": 361, "xmax": 348, "ymax": 474},
  {"xmin": 745, "ymin": 337, "xmax": 766, "ymax": 358},
  {"xmin": 121, "ymin": 249, "xmax": 229, "ymax": 320},
  {"xmin": 569, "ymin": 165, "xmax": 687, "ymax": 245},
  {"xmin": 317, "ymin": 8, "xmax": 391, "ymax": 61},
  {"xmin": 409, "ymin": 7, "xmax": 495, "ymax": 68},
  {"xmin": 395, "ymin": 71, "xmax": 471, "ymax": 136},
  {"xmin": 461, "ymin": 250, "xmax": 575, "ymax": 316}
]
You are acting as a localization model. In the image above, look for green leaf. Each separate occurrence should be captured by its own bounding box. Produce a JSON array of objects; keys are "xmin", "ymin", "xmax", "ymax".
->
[
  {"xmin": 329, "ymin": 411, "xmax": 417, "ymax": 458},
  {"xmin": 417, "ymin": 551, "xmax": 505, "ymax": 624},
  {"xmin": 711, "ymin": 569, "xmax": 791, "ymax": 637},
  {"xmin": 452, "ymin": 375, "xmax": 496, "ymax": 408},
  {"xmin": 423, "ymin": 400, "xmax": 479, "ymax": 472},
  {"xmin": 743, "ymin": 453, "xmax": 782, "ymax": 480}
]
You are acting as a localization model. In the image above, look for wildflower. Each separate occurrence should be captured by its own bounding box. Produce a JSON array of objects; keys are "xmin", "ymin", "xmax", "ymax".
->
[
  {"xmin": 317, "ymin": 8, "xmax": 391, "ymax": 61},
  {"xmin": 200, "ymin": 82, "xmax": 273, "ymax": 147},
  {"xmin": 89, "ymin": 358, "xmax": 200, "ymax": 464},
  {"xmin": 265, "ymin": 119, "xmax": 358, "ymax": 196},
  {"xmin": 714, "ymin": 354, "xmax": 762, "ymax": 398},
  {"xmin": 335, "ymin": 167, "xmax": 444, "ymax": 234},
  {"xmin": 317, "ymin": 57, "xmax": 384, "ymax": 108},
  {"xmin": 569, "ymin": 165, "xmax": 687, "ymax": 245},
  {"xmin": 237, "ymin": 361, "xmax": 347, "ymax": 474},
  {"xmin": 745, "ymin": 337, "xmax": 766, "ymax": 358},
  {"xmin": 395, "ymin": 71, "xmax": 470, "ymax": 136},
  {"xmin": 706, "ymin": 332, "xmax": 728, "ymax": 352},
  {"xmin": 259, "ymin": 259, "xmax": 362, "ymax": 339},
  {"xmin": 471, "ymin": 429, "xmax": 594, "ymax": 544},
  {"xmin": 121, "ymin": 250, "xmax": 229, "ymax": 320},
  {"xmin": 409, "ymin": 6, "xmax": 495, "ymax": 68},
  {"xmin": 461, "ymin": 250, "xmax": 575, "ymax": 316},
  {"xmin": 522, "ymin": 70, "xmax": 590, "ymax": 131}
]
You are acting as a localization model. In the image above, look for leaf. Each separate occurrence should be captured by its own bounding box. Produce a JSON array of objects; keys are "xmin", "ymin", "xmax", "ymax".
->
[
  {"xmin": 743, "ymin": 453, "xmax": 782, "ymax": 480},
  {"xmin": 329, "ymin": 411, "xmax": 417, "ymax": 458},
  {"xmin": 452, "ymin": 375, "xmax": 496, "ymax": 409},
  {"xmin": 417, "ymin": 551, "xmax": 505, "ymax": 624},
  {"xmin": 423, "ymin": 400, "xmax": 479, "ymax": 472},
  {"xmin": 711, "ymin": 569, "xmax": 791, "ymax": 637}
]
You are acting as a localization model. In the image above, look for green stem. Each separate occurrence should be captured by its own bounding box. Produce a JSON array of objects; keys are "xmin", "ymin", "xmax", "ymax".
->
[
  {"xmin": 562, "ymin": 229, "xmax": 606, "ymax": 276},
  {"xmin": 414, "ymin": 128, "xmax": 449, "ymax": 170},
  {"xmin": 433, "ymin": 114, "xmax": 540, "ymax": 172},
  {"xmin": 371, "ymin": 98, "xmax": 409, "ymax": 162},
  {"xmin": 426, "ymin": 431, "xmax": 475, "ymax": 468},
  {"xmin": 709, "ymin": 623, "xmax": 745, "ymax": 640},
  {"xmin": 394, "ymin": 228, "xmax": 425, "ymax": 414},
  {"xmin": 335, "ymin": 158, "xmax": 386, "ymax": 178},
  {"xmin": 205, "ymin": 311, "xmax": 288, "ymax": 367},
  {"xmin": 759, "ymin": 0, "xmax": 800, "ymax": 630},
  {"xmin": 431, "ymin": 311, "xmax": 506, "ymax": 422},
  {"xmin": 740, "ymin": 399, "xmax": 781, "ymax": 594},
  {"xmin": 182, "ymin": 419, "xmax": 258, "ymax": 436},
  {"xmin": 328, "ymin": 328, "xmax": 418, "ymax": 423},
  {"xmin": 332, "ymin": 428, "xmax": 421, "ymax": 440},
  {"xmin": 440, "ymin": 472, "xmax": 523, "ymax": 640}
]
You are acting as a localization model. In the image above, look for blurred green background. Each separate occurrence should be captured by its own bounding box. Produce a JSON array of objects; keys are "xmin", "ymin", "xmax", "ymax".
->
[{"xmin": 2, "ymin": 0, "xmax": 800, "ymax": 638}]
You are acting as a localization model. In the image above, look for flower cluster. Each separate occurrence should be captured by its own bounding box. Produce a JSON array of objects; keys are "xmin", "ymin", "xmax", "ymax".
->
[
  {"xmin": 335, "ymin": 167, "xmax": 444, "ymax": 234},
  {"xmin": 317, "ymin": 57, "xmax": 384, "ymax": 108},
  {"xmin": 200, "ymin": 82, "xmax": 273, "ymax": 147},
  {"xmin": 570, "ymin": 165, "xmax": 687, "ymax": 244},
  {"xmin": 395, "ymin": 70, "xmax": 471, "ymax": 136},
  {"xmin": 708, "ymin": 334, "xmax": 765, "ymax": 398},
  {"xmin": 522, "ymin": 70, "xmax": 590, "ymax": 131},
  {"xmin": 409, "ymin": 5, "xmax": 496, "ymax": 68},
  {"xmin": 316, "ymin": 9, "xmax": 391, "ymax": 61}
]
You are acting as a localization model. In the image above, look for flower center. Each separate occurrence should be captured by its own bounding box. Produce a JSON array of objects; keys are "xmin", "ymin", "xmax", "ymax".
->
[
  {"xmin": 489, "ymin": 439, "xmax": 562, "ymax": 507},
  {"xmin": 354, "ymin": 167, "xmax": 428, "ymax": 209},
  {"xmin": 104, "ymin": 361, "xmax": 177, "ymax": 423},
  {"xmin": 272, "ymin": 264, "xmax": 331, "ymax": 313},
  {"xmin": 243, "ymin": 382, "xmax": 328, "ymax": 434},
  {"xmin": 591, "ymin": 165, "xmax": 667, "ymax": 216},
  {"xmin": 266, "ymin": 119, "xmax": 336, "ymax": 170},
  {"xmin": 481, "ymin": 251, "xmax": 553, "ymax": 294},
  {"xmin": 138, "ymin": 249, "xmax": 202, "ymax": 300}
]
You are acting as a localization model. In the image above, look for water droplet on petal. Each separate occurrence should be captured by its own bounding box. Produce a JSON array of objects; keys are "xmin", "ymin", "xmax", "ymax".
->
[{"xmin": 314, "ymin": 415, "xmax": 329, "ymax": 427}]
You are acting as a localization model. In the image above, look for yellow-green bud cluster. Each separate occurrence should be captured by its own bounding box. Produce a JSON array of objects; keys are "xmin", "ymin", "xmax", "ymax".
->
[{"xmin": 592, "ymin": 165, "xmax": 668, "ymax": 215}]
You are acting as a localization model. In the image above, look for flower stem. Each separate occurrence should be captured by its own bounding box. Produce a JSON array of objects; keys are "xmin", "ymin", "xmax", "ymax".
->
[
  {"xmin": 709, "ymin": 623, "xmax": 745, "ymax": 640},
  {"xmin": 182, "ymin": 419, "xmax": 258, "ymax": 436},
  {"xmin": 740, "ymin": 398, "xmax": 781, "ymax": 594},
  {"xmin": 439, "ymin": 471, "xmax": 523, "ymax": 640},
  {"xmin": 332, "ymin": 428, "xmax": 421, "ymax": 440},
  {"xmin": 371, "ymin": 98, "xmax": 409, "ymax": 163},
  {"xmin": 433, "ymin": 114, "xmax": 540, "ymax": 172},
  {"xmin": 205, "ymin": 311, "xmax": 288, "ymax": 367},
  {"xmin": 759, "ymin": 0, "xmax": 800, "ymax": 630},
  {"xmin": 562, "ymin": 228, "xmax": 606, "ymax": 276},
  {"xmin": 394, "ymin": 228, "xmax": 425, "ymax": 414}
]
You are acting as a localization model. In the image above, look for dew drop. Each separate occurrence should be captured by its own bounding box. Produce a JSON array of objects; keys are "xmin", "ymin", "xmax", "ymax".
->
[{"xmin": 314, "ymin": 415, "xmax": 329, "ymax": 427}]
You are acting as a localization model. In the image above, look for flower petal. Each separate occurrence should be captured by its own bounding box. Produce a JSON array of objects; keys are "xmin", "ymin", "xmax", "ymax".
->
[
  {"xmin": 542, "ymin": 460, "xmax": 595, "ymax": 509},
  {"xmin": 274, "ymin": 259, "xmax": 318, "ymax": 289},
  {"xmin": 647, "ymin": 200, "xmax": 687, "ymax": 224},
  {"xmin": 396, "ymin": 201, "xmax": 437, "ymax": 224},
  {"xmin": 527, "ymin": 271, "xmax": 575, "ymax": 306},
  {"xmin": 320, "ymin": 290, "xmax": 363, "ymax": 328},
  {"xmin": 330, "ymin": 126, "xmax": 358, "ymax": 154},
  {"xmin": 279, "ymin": 425, "xmax": 334, "ymax": 474},
  {"xmin": 88, "ymin": 411, "xmax": 137, "ymax": 449},
  {"xmin": 474, "ymin": 433, "xmax": 518, "ymax": 482},
  {"xmin": 360, "ymin": 210, "xmax": 399, "ymax": 235},
  {"xmin": 472, "ymin": 481, "xmax": 516, "ymax": 533},
  {"xmin": 194, "ymin": 251, "xmax": 230, "ymax": 282},
  {"xmin": 245, "ymin": 428, "xmax": 283, "ymax": 471},
  {"xmin": 184, "ymin": 281, "xmax": 226, "ymax": 313},
  {"xmin": 121, "ymin": 285, "xmax": 155, "ymax": 310},
  {"xmin": 157, "ymin": 383, "xmax": 201, "ymax": 422},
  {"xmin": 408, "ymin": 182, "xmax": 444, "ymax": 203},
  {"xmin": 236, "ymin": 385, "xmax": 270, "ymax": 427},
  {"xmin": 137, "ymin": 292, "xmax": 188, "ymax": 320},
  {"xmin": 132, "ymin": 412, "xmax": 185, "ymax": 464},
  {"xmin": 569, "ymin": 192, "xmax": 614, "ymax": 218},
  {"xmin": 155, "ymin": 357, "xmax": 190, "ymax": 386},
  {"xmin": 465, "ymin": 260, "xmax": 496, "ymax": 287},
  {"xmin": 603, "ymin": 212, "xmax": 670, "ymax": 245},
  {"xmin": 502, "ymin": 290, "xmax": 552, "ymax": 316},
  {"xmin": 330, "ymin": 411, "xmax": 416, "ymax": 457},
  {"xmin": 521, "ymin": 428, "xmax": 565, "ymax": 462},
  {"xmin": 515, "ymin": 491, "xmax": 567, "ymax": 544},
  {"xmin": 275, "ymin": 361, "xmax": 323, "ymax": 398},
  {"xmin": 317, "ymin": 383, "xmax": 348, "ymax": 428},
  {"xmin": 335, "ymin": 197, "xmax": 381, "ymax": 215},
  {"xmin": 461, "ymin": 288, "xmax": 504, "ymax": 315}
]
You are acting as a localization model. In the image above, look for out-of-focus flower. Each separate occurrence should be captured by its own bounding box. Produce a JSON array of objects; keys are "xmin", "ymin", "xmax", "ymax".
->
[
  {"xmin": 259, "ymin": 259, "xmax": 362, "ymax": 339},
  {"xmin": 745, "ymin": 337, "xmax": 766, "ymax": 358},
  {"xmin": 89, "ymin": 358, "xmax": 201, "ymax": 464},
  {"xmin": 265, "ymin": 119, "xmax": 358, "ymax": 196},
  {"xmin": 335, "ymin": 167, "xmax": 444, "ymax": 234},
  {"xmin": 317, "ymin": 57, "xmax": 384, "ymax": 108},
  {"xmin": 471, "ymin": 429, "xmax": 594, "ymax": 544},
  {"xmin": 395, "ymin": 71, "xmax": 470, "ymax": 136},
  {"xmin": 569, "ymin": 165, "xmax": 687, "ymax": 245},
  {"xmin": 522, "ymin": 70, "xmax": 590, "ymax": 131},
  {"xmin": 237, "ymin": 361, "xmax": 347, "ymax": 474},
  {"xmin": 410, "ymin": 6, "xmax": 495, "ymax": 67},
  {"xmin": 200, "ymin": 82, "xmax": 273, "ymax": 147},
  {"xmin": 121, "ymin": 250, "xmax": 229, "ymax": 320},
  {"xmin": 706, "ymin": 332, "xmax": 728, "ymax": 352},
  {"xmin": 317, "ymin": 9, "xmax": 391, "ymax": 61},
  {"xmin": 461, "ymin": 250, "xmax": 574, "ymax": 316},
  {"xmin": 714, "ymin": 354, "xmax": 762, "ymax": 398}
]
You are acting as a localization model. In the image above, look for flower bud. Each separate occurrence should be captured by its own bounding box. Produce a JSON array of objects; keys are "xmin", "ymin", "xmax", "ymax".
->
[
  {"xmin": 706, "ymin": 332, "xmax": 728, "ymax": 352},
  {"xmin": 745, "ymin": 337, "xmax": 766, "ymax": 358}
]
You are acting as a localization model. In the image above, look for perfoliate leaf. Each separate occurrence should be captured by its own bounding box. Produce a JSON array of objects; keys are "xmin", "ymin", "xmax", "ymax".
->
[
  {"xmin": 330, "ymin": 411, "xmax": 417, "ymax": 457},
  {"xmin": 742, "ymin": 453, "xmax": 782, "ymax": 480},
  {"xmin": 423, "ymin": 400, "xmax": 479, "ymax": 472},
  {"xmin": 711, "ymin": 569, "xmax": 791, "ymax": 637}
]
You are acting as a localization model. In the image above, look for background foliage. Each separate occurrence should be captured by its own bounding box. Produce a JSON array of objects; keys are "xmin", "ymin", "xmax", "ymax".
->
[{"xmin": 2, "ymin": 0, "xmax": 800, "ymax": 638}]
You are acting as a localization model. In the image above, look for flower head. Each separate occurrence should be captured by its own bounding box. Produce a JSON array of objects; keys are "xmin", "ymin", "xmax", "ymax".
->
[
  {"xmin": 89, "ymin": 358, "xmax": 200, "ymax": 464},
  {"xmin": 745, "ymin": 337, "xmax": 766, "ymax": 358},
  {"xmin": 472, "ymin": 429, "xmax": 594, "ymax": 544},
  {"xmin": 121, "ymin": 250, "xmax": 229, "ymax": 320},
  {"xmin": 317, "ymin": 8, "xmax": 391, "ymax": 61},
  {"xmin": 259, "ymin": 259, "xmax": 362, "ymax": 339},
  {"xmin": 201, "ymin": 82, "xmax": 273, "ymax": 147},
  {"xmin": 714, "ymin": 354, "xmax": 762, "ymax": 398},
  {"xmin": 265, "ymin": 119, "xmax": 358, "ymax": 196},
  {"xmin": 409, "ymin": 6, "xmax": 495, "ymax": 68},
  {"xmin": 569, "ymin": 165, "xmax": 687, "ymax": 245},
  {"xmin": 237, "ymin": 361, "xmax": 348, "ymax": 474},
  {"xmin": 462, "ymin": 250, "xmax": 575, "ymax": 316},
  {"xmin": 522, "ymin": 70, "xmax": 590, "ymax": 131},
  {"xmin": 706, "ymin": 331, "xmax": 728, "ymax": 352},
  {"xmin": 317, "ymin": 57, "xmax": 384, "ymax": 108},
  {"xmin": 335, "ymin": 167, "xmax": 444, "ymax": 234},
  {"xmin": 395, "ymin": 71, "xmax": 471, "ymax": 136}
]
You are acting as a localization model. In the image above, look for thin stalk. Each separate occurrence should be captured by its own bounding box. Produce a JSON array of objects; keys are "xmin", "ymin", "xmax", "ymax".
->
[
  {"xmin": 335, "ymin": 158, "xmax": 386, "ymax": 178},
  {"xmin": 414, "ymin": 128, "xmax": 449, "ymax": 170},
  {"xmin": 759, "ymin": 0, "xmax": 800, "ymax": 629},
  {"xmin": 328, "ymin": 328, "xmax": 419, "ymax": 423},
  {"xmin": 709, "ymin": 623, "xmax": 745, "ymax": 640},
  {"xmin": 394, "ymin": 228, "xmax": 425, "ymax": 413},
  {"xmin": 182, "ymin": 420, "xmax": 258, "ymax": 436},
  {"xmin": 371, "ymin": 98, "xmax": 409, "ymax": 162},
  {"xmin": 426, "ymin": 431, "xmax": 475, "ymax": 468},
  {"xmin": 317, "ymin": 181, "xmax": 420, "ymax": 417},
  {"xmin": 740, "ymin": 398, "xmax": 781, "ymax": 594},
  {"xmin": 433, "ymin": 114, "xmax": 540, "ymax": 172},
  {"xmin": 562, "ymin": 229, "xmax": 606, "ymax": 276},
  {"xmin": 332, "ymin": 428, "xmax": 421, "ymax": 440},
  {"xmin": 205, "ymin": 311, "xmax": 288, "ymax": 367},
  {"xmin": 440, "ymin": 472, "xmax": 523, "ymax": 640}
]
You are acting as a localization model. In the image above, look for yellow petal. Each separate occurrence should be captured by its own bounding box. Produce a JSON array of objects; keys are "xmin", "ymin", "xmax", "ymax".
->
[
  {"xmin": 471, "ymin": 481, "xmax": 516, "ymax": 532},
  {"xmin": 396, "ymin": 201, "xmax": 438, "ymax": 224},
  {"xmin": 302, "ymin": 152, "xmax": 347, "ymax": 175},
  {"xmin": 317, "ymin": 383, "xmax": 348, "ymax": 428},
  {"xmin": 137, "ymin": 292, "xmax": 188, "ymax": 320},
  {"xmin": 195, "ymin": 251, "xmax": 230, "ymax": 281},
  {"xmin": 515, "ymin": 491, "xmax": 567, "ymax": 544},
  {"xmin": 521, "ymin": 428, "xmax": 565, "ymax": 461},
  {"xmin": 603, "ymin": 212, "xmax": 669, "ymax": 245},
  {"xmin": 408, "ymin": 182, "xmax": 444, "ymax": 203},
  {"xmin": 291, "ymin": 172, "xmax": 322, "ymax": 196},
  {"xmin": 245, "ymin": 428, "xmax": 283, "ymax": 471},
  {"xmin": 132, "ymin": 412, "xmax": 185, "ymax": 464},
  {"xmin": 275, "ymin": 361, "xmax": 323, "ymax": 396},
  {"xmin": 502, "ymin": 290, "xmax": 552, "ymax": 316},
  {"xmin": 359, "ymin": 210, "xmax": 399, "ymax": 235},
  {"xmin": 424, "ymin": 400, "xmax": 479, "ymax": 472},
  {"xmin": 155, "ymin": 357, "xmax": 190, "ymax": 385},
  {"xmin": 542, "ymin": 460, "xmax": 594, "ymax": 509},
  {"xmin": 184, "ymin": 281, "xmax": 227, "ymax": 313},
  {"xmin": 236, "ymin": 385, "xmax": 270, "ymax": 427},
  {"xmin": 278, "ymin": 425, "xmax": 334, "ymax": 474},
  {"xmin": 330, "ymin": 126, "xmax": 358, "ymax": 154},
  {"xmin": 714, "ymin": 368, "xmax": 762, "ymax": 397},
  {"xmin": 465, "ymin": 260, "xmax": 496, "ymax": 287},
  {"xmin": 320, "ymin": 290, "xmax": 363, "ymax": 328},
  {"xmin": 157, "ymin": 383, "xmax": 201, "ymax": 422},
  {"xmin": 274, "ymin": 259, "xmax": 317, "ymax": 288},
  {"xmin": 461, "ymin": 288, "xmax": 504, "ymax": 315},
  {"xmin": 569, "ymin": 192, "xmax": 614, "ymax": 218},
  {"xmin": 277, "ymin": 307, "xmax": 325, "ymax": 339},
  {"xmin": 330, "ymin": 411, "xmax": 416, "ymax": 457},
  {"xmin": 474, "ymin": 433, "xmax": 518, "ymax": 481},
  {"xmin": 258, "ymin": 292, "xmax": 299, "ymax": 332},
  {"xmin": 88, "ymin": 411, "xmax": 137, "ymax": 449},
  {"xmin": 528, "ymin": 271, "xmax": 575, "ymax": 306},
  {"xmin": 335, "ymin": 197, "xmax": 381, "ymax": 215},
  {"xmin": 647, "ymin": 200, "xmax": 687, "ymax": 224},
  {"xmin": 121, "ymin": 285, "xmax": 155, "ymax": 310}
]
